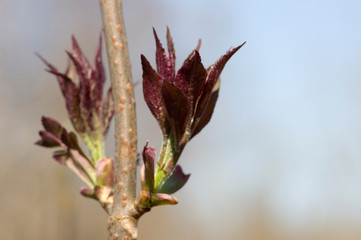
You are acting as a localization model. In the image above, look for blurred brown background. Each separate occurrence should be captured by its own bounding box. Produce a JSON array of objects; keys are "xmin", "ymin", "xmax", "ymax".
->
[{"xmin": 2, "ymin": 0, "xmax": 361, "ymax": 239}]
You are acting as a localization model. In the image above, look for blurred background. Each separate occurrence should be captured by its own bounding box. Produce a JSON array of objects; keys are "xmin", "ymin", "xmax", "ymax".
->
[{"xmin": 2, "ymin": 0, "xmax": 361, "ymax": 239}]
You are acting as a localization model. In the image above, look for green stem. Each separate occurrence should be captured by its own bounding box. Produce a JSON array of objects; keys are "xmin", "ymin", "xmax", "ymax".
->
[
  {"xmin": 154, "ymin": 138, "xmax": 173, "ymax": 191},
  {"xmin": 80, "ymin": 115, "xmax": 106, "ymax": 164},
  {"xmin": 83, "ymin": 134, "xmax": 105, "ymax": 164},
  {"xmin": 154, "ymin": 136, "xmax": 182, "ymax": 191},
  {"xmin": 91, "ymin": 138, "xmax": 105, "ymax": 162}
]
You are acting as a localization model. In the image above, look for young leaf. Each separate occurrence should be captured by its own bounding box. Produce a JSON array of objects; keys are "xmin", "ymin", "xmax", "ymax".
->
[{"xmin": 157, "ymin": 165, "xmax": 190, "ymax": 194}]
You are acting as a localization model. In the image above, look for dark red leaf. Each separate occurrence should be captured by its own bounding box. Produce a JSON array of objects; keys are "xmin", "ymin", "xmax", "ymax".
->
[
  {"xmin": 46, "ymin": 69, "xmax": 84, "ymax": 134},
  {"xmin": 153, "ymin": 28, "xmax": 175, "ymax": 83},
  {"xmin": 141, "ymin": 54, "xmax": 168, "ymax": 133},
  {"xmin": 195, "ymin": 39, "xmax": 201, "ymax": 52},
  {"xmin": 161, "ymin": 81, "xmax": 190, "ymax": 145},
  {"xmin": 71, "ymin": 36, "xmax": 92, "ymax": 72},
  {"xmin": 102, "ymin": 87, "xmax": 114, "ymax": 136},
  {"xmin": 67, "ymin": 52, "xmax": 94, "ymax": 132},
  {"xmin": 37, "ymin": 53, "xmax": 66, "ymax": 93},
  {"xmin": 166, "ymin": 27, "xmax": 176, "ymax": 77},
  {"xmin": 175, "ymin": 50, "xmax": 207, "ymax": 113},
  {"xmin": 92, "ymin": 31, "xmax": 105, "ymax": 116},
  {"xmin": 195, "ymin": 43, "xmax": 245, "ymax": 123},
  {"xmin": 191, "ymin": 82, "xmax": 220, "ymax": 138},
  {"xmin": 38, "ymin": 54, "xmax": 85, "ymax": 134}
]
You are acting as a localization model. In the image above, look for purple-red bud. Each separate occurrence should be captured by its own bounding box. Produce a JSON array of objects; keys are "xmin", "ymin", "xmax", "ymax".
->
[
  {"xmin": 95, "ymin": 158, "xmax": 114, "ymax": 187},
  {"xmin": 142, "ymin": 142, "xmax": 156, "ymax": 191},
  {"xmin": 142, "ymin": 28, "xmax": 245, "ymax": 148},
  {"xmin": 38, "ymin": 31, "xmax": 113, "ymax": 139}
]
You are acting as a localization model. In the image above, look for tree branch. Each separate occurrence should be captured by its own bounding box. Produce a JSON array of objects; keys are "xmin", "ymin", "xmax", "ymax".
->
[{"xmin": 99, "ymin": 0, "xmax": 138, "ymax": 239}]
